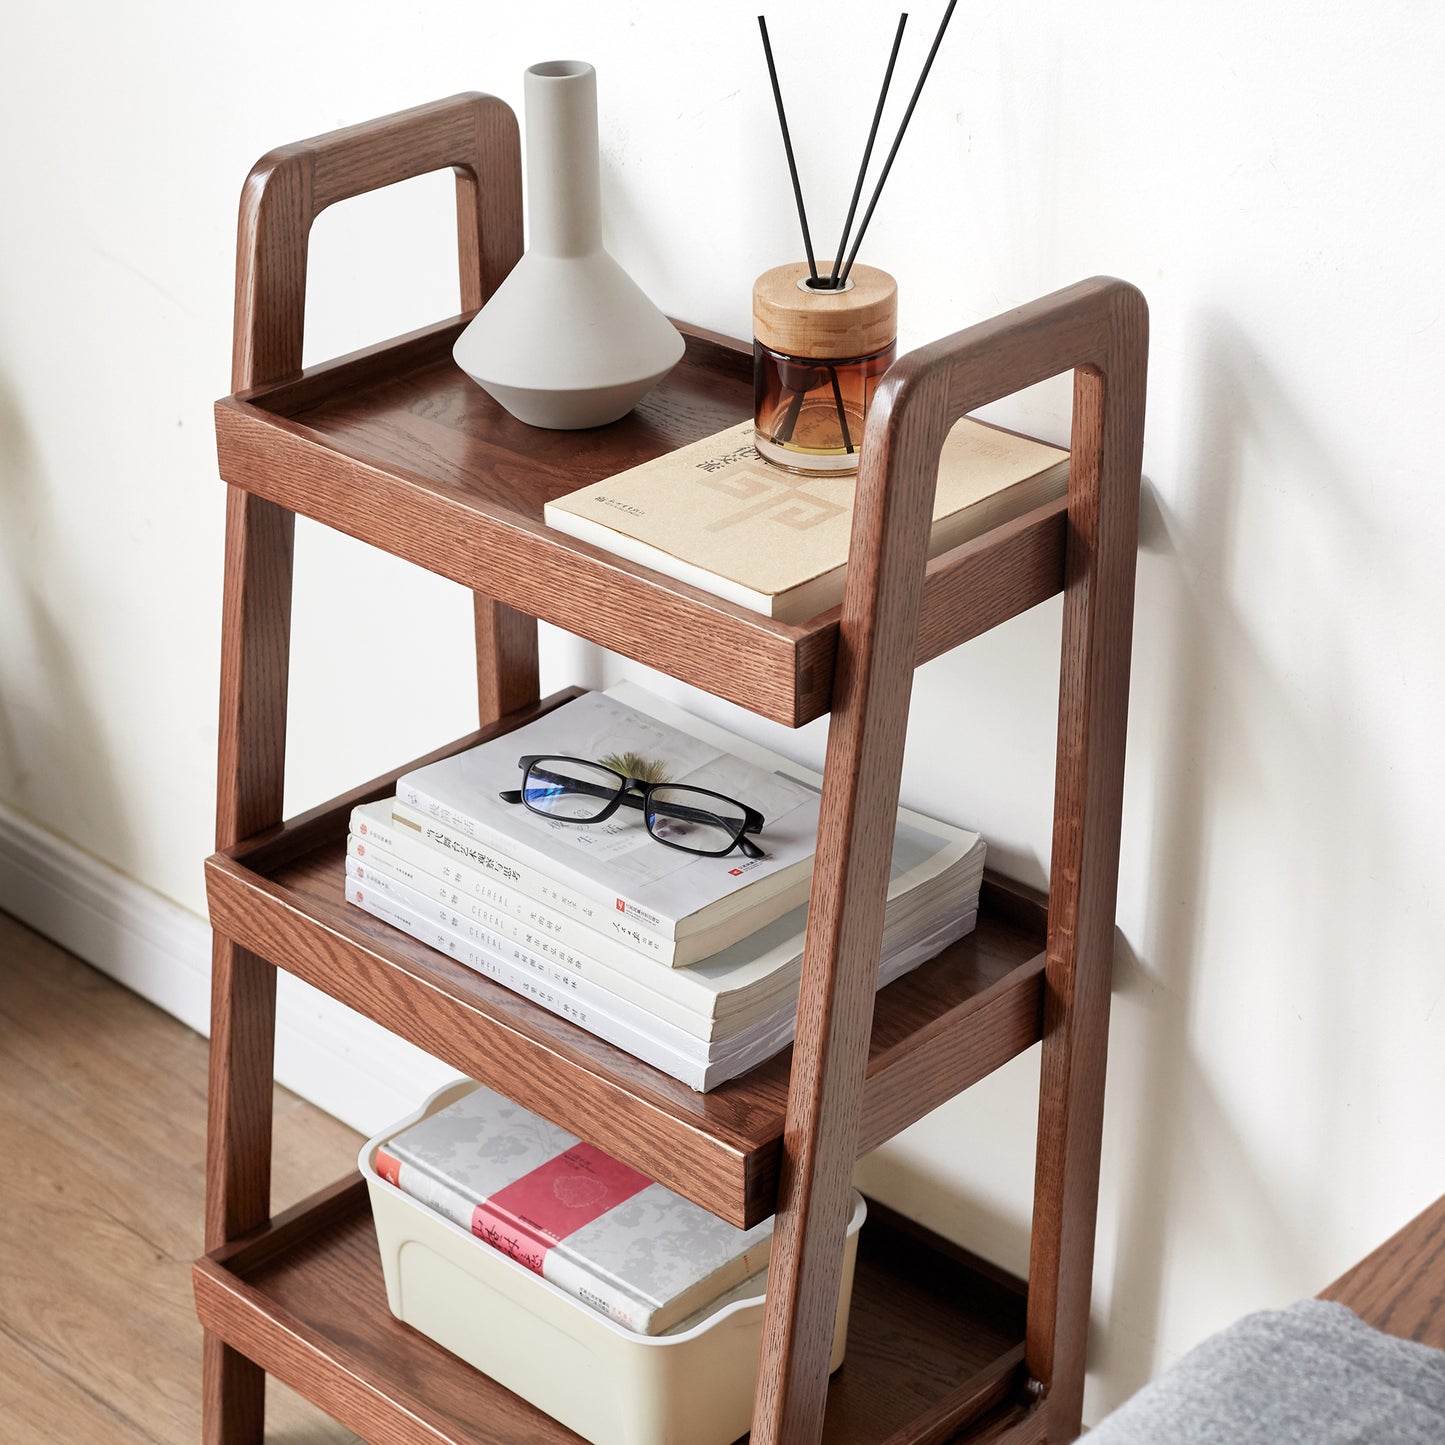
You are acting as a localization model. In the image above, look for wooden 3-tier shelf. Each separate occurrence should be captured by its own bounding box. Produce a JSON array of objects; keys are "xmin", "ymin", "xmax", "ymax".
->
[{"xmin": 194, "ymin": 94, "xmax": 1147, "ymax": 1445}]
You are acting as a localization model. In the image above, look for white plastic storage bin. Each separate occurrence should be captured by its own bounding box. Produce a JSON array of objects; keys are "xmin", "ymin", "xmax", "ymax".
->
[{"xmin": 361, "ymin": 1079, "xmax": 864, "ymax": 1445}]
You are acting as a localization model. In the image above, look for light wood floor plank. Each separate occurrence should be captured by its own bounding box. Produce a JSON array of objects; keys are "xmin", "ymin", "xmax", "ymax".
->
[{"xmin": 0, "ymin": 909, "xmax": 364, "ymax": 1441}]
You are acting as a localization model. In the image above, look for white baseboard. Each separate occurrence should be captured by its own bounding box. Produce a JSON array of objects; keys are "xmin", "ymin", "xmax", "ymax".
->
[{"xmin": 0, "ymin": 800, "xmax": 454, "ymax": 1137}]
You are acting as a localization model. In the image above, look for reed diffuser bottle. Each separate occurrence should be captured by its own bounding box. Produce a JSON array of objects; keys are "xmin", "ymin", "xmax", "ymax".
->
[{"xmin": 752, "ymin": 262, "xmax": 897, "ymax": 474}]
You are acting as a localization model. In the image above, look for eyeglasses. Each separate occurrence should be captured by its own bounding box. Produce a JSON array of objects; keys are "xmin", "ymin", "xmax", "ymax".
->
[{"xmin": 499, "ymin": 755, "xmax": 767, "ymax": 859}]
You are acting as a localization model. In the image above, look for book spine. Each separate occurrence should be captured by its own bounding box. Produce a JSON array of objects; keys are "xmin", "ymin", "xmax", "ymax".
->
[
  {"xmin": 688, "ymin": 1234, "xmax": 775, "ymax": 1322},
  {"xmin": 543, "ymin": 499, "xmax": 776, "ymax": 617},
  {"xmin": 542, "ymin": 1251, "xmax": 658, "ymax": 1333},
  {"xmin": 374, "ymin": 1149, "xmax": 478, "ymax": 1233},
  {"xmin": 386, "ymin": 797, "xmax": 683, "ymax": 947},
  {"xmin": 347, "ymin": 883, "xmax": 710, "ymax": 1091},
  {"xmin": 345, "ymin": 855, "xmax": 722, "ymax": 1044},
  {"xmin": 545, "ymin": 1233, "xmax": 775, "ymax": 1337},
  {"xmin": 350, "ymin": 805, "xmax": 682, "ymax": 973},
  {"xmin": 339, "ymin": 843, "xmax": 722, "ymax": 1040},
  {"xmin": 374, "ymin": 1147, "xmax": 661, "ymax": 1332}
]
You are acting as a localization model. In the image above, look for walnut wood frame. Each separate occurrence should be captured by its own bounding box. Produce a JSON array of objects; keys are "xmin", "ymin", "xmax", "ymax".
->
[
  {"xmin": 200, "ymin": 92, "xmax": 1147, "ymax": 1445},
  {"xmin": 206, "ymin": 93, "xmax": 534, "ymax": 1443},
  {"xmin": 751, "ymin": 279, "xmax": 1147, "ymax": 1445}
]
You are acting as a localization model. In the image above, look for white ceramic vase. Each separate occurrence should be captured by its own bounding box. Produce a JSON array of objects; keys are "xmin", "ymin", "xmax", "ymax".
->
[{"xmin": 453, "ymin": 61, "xmax": 684, "ymax": 430}]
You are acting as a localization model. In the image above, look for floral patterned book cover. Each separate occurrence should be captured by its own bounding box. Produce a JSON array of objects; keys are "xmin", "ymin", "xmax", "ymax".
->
[{"xmin": 375, "ymin": 1082, "xmax": 774, "ymax": 1334}]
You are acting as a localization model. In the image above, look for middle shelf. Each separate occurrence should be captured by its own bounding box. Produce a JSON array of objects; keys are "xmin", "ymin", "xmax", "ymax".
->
[{"xmin": 207, "ymin": 697, "xmax": 1047, "ymax": 1228}]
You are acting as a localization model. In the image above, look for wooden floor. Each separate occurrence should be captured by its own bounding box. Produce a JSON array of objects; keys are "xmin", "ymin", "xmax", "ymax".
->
[{"xmin": 0, "ymin": 909, "xmax": 365, "ymax": 1442}]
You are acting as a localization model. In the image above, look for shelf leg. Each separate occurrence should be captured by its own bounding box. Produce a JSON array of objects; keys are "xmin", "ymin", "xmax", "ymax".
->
[
  {"xmin": 1024, "ymin": 353, "xmax": 1144, "ymax": 1439},
  {"xmin": 215, "ymin": 490, "xmax": 294, "ymax": 847},
  {"xmin": 751, "ymin": 370, "xmax": 950, "ymax": 1445},
  {"xmin": 473, "ymin": 595, "xmax": 540, "ymax": 725},
  {"xmin": 202, "ymin": 484, "xmax": 293, "ymax": 1442},
  {"xmin": 202, "ymin": 938, "xmax": 277, "ymax": 1444},
  {"xmin": 203, "ymin": 93, "xmax": 526, "ymax": 1443},
  {"xmin": 204, "ymin": 940, "xmax": 278, "ymax": 1248},
  {"xmin": 202, "ymin": 1329, "xmax": 265, "ymax": 1445}
]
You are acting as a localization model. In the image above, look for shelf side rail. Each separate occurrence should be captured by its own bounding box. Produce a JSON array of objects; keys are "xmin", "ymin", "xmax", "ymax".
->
[
  {"xmin": 751, "ymin": 276, "xmax": 1148, "ymax": 1445},
  {"xmin": 204, "ymin": 93, "xmax": 532, "ymax": 1445}
]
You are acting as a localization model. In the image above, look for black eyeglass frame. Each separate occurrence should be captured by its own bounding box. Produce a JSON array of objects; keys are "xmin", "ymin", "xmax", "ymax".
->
[{"xmin": 499, "ymin": 754, "xmax": 767, "ymax": 859}]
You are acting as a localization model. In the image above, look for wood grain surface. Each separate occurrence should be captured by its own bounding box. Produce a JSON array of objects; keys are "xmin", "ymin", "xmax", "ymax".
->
[
  {"xmin": 0, "ymin": 913, "xmax": 362, "ymax": 1443},
  {"xmin": 208, "ymin": 783, "xmax": 1046, "ymax": 1229},
  {"xmin": 214, "ymin": 318, "xmax": 1067, "ymax": 727},
  {"xmin": 232, "ymin": 92, "xmax": 520, "ymax": 391},
  {"xmin": 1022, "ymin": 284, "xmax": 1148, "ymax": 1442},
  {"xmin": 206, "ymin": 94, "xmax": 1148, "ymax": 1445},
  {"xmin": 206, "ymin": 90, "xmax": 529, "ymax": 1445},
  {"xmin": 1321, "ymin": 1193, "xmax": 1445, "ymax": 1348},
  {"xmin": 194, "ymin": 1179, "xmax": 1028, "ymax": 1445},
  {"xmin": 753, "ymin": 345, "xmax": 959, "ymax": 1444},
  {"xmin": 750, "ymin": 280, "xmax": 1147, "ymax": 1445},
  {"xmin": 752, "ymin": 261, "xmax": 898, "ymax": 359},
  {"xmin": 210, "ymin": 454, "xmax": 294, "ymax": 1443}
]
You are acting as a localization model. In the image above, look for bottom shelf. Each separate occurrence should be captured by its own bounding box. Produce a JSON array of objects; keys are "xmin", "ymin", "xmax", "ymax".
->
[{"xmin": 195, "ymin": 1177, "xmax": 1036, "ymax": 1445}]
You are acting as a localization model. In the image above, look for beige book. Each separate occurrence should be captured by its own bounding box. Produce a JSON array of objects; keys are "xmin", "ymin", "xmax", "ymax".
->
[{"xmin": 544, "ymin": 418, "xmax": 1069, "ymax": 623}]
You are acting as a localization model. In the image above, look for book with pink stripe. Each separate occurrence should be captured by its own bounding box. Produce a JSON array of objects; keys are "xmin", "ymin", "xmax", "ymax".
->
[{"xmin": 374, "ymin": 1082, "xmax": 774, "ymax": 1334}]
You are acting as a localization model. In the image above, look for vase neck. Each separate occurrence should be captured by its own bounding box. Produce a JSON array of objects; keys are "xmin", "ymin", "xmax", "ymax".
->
[{"xmin": 524, "ymin": 61, "xmax": 603, "ymax": 258}]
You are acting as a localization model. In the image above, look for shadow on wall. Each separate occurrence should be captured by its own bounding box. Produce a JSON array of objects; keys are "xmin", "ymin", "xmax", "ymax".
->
[
  {"xmin": 1093, "ymin": 309, "xmax": 1390, "ymax": 1411},
  {"xmin": 0, "ymin": 364, "xmax": 135, "ymax": 872}
]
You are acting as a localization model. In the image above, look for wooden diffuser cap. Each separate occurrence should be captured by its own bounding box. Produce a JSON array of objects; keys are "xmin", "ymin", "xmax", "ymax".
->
[{"xmin": 753, "ymin": 262, "xmax": 898, "ymax": 360}]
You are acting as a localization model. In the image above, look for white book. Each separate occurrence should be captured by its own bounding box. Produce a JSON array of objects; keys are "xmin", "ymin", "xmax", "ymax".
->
[
  {"xmin": 346, "ymin": 856, "xmax": 780, "ymax": 1055},
  {"xmin": 348, "ymin": 832, "xmax": 982, "ymax": 1046},
  {"xmin": 350, "ymin": 882, "xmax": 808, "ymax": 1090},
  {"xmin": 352, "ymin": 793, "xmax": 984, "ymax": 1035},
  {"xmin": 396, "ymin": 692, "xmax": 821, "ymax": 956},
  {"xmin": 605, "ymin": 679, "xmax": 988, "ymax": 885},
  {"xmin": 349, "ymin": 871, "xmax": 976, "ymax": 1093},
  {"xmin": 351, "ymin": 799, "xmax": 678, "ymax": 967},
  {"xmin": 349, "ymin": 833, "xmax": 757, "ymax": 1038}
]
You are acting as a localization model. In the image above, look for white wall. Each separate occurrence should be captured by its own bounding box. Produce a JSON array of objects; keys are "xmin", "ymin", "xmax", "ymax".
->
[{"xmin": 3, "ymin": 0, "xmax": 1443, "ymax": 1422}]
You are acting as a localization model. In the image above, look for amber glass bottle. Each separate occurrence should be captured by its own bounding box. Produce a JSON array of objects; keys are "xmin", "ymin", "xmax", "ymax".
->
[{"xmin": 752, "ymin": 263, "xmax": 897, "ymax": 475}]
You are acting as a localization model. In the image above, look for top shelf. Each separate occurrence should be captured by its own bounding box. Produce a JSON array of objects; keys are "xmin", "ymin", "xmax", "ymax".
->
[{"xmin": 215, "ymin": 317, "xmax": 1068, "ymax": 727}]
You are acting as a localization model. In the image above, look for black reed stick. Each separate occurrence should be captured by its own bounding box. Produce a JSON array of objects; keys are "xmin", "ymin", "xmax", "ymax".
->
[
  {"xmin": 774, "ymin": 384, "xmax": 807, "ymax": 445},
  {"xmin": 827, "ymin": 367, "xmax": 855, "ymax": 453},
  {"xmin": 758, "ymin": 15, "xmax": 819, "ymax": 282},
  {"xmin": 839, "ymin": 0, "xmax": 958, "ymax": 283},
  {"xmin": 827, "ymin": 13, "xmax": 909, "ymax": 290}
]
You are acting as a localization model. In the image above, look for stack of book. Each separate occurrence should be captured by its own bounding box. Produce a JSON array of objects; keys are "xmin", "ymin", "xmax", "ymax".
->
[{"xmin": 346, "ymin": 684, "xmax": 986, "ymax": 1091}]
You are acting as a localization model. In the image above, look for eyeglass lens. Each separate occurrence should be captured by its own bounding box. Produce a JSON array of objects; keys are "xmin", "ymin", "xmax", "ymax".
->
[
  {"xmin": 521, "ymin": 759, "xmax": 750, "ymax": 857},
  {"xmin": 522, "ymin": 760, "xmax": 623, "ymax": 821},
  {"xmin": 645, "ymin": 785, "xmax": 746, "ymax": 856}
]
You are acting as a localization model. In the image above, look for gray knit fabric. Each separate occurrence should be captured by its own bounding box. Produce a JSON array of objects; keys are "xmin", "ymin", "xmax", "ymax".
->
[{"xmin": 1088, "ymin": 1300, "xmax": 1445, "ymax": 1444}]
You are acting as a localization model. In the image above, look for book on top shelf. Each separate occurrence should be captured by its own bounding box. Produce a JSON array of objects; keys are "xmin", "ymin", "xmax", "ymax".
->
[
  {"xmin": 375, "ymin": 1081, "xmax": 774, "ymax": 1335},
  {"xmin": 395, "ymin": 690, "xmax": 820, "ymax": 960},
  {"xmin": 542, "ymin": 417, "xmax": 1069, "ymax": 623}
]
